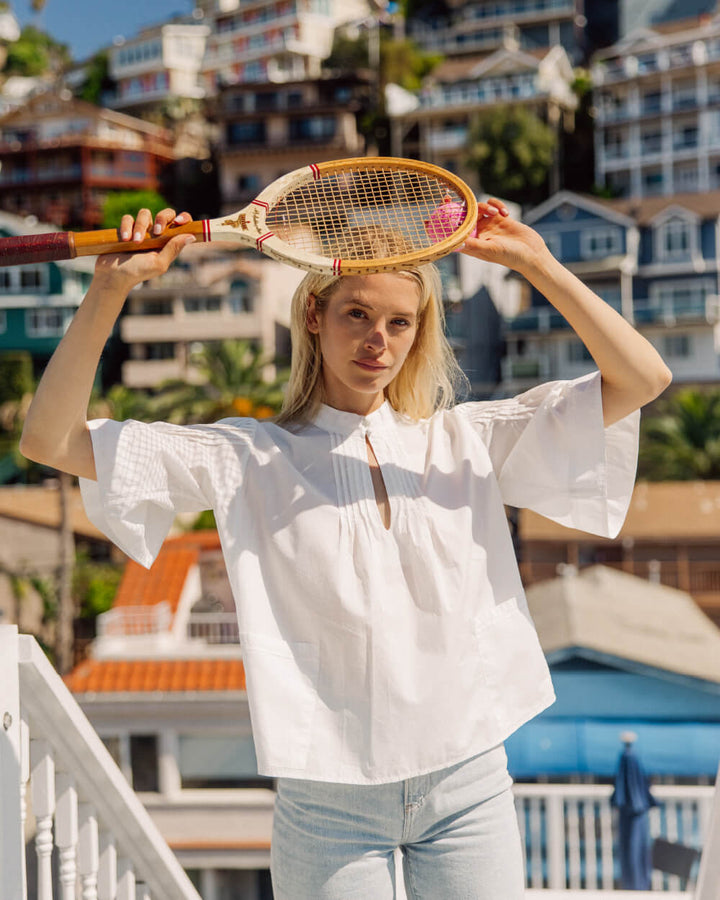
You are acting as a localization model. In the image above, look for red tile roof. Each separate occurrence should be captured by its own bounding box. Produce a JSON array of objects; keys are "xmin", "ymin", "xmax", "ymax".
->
[
  {"xmin": 65, "ymin": 658, "xmax": 246, "ymax": 694},
  {"xmin": 113, "ymin": 530, "xmax": 222, "ymax": 614}
]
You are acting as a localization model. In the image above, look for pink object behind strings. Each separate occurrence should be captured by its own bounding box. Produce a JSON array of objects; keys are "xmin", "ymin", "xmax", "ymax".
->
[{"xmin": 425, "ymin": 199, "xmax": 476, "ymax": 250}]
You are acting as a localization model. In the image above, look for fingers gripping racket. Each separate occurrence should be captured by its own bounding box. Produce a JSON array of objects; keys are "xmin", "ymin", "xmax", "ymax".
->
[{"xmin": 0, "ymin": 157, "xmax": 478, "ymax": 275}]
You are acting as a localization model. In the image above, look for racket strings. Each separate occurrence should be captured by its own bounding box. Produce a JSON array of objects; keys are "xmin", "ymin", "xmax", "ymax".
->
[{"xmin": 266, "ymin": 167, "xmax": 467, "ymax": 261}]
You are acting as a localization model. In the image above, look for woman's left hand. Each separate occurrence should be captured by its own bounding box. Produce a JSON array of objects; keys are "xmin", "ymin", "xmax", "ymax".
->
[{"xmin": 460, "ymin": 199, "xmax": 549, "ymax": 274}]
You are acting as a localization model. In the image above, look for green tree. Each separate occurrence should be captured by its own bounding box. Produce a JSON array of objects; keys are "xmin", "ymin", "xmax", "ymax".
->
[
  {"xmin": 3, "ymin": 25, "xmax": 70, "ymax": 76},
  {"xmin": 77, "ymin": 50, "xmax": 115, "ymax": 105},
  {"xmin": 148, "ymin": 339, "xmax": 287, "ymax": 425},
  {"xmin": 465, "ymin": 105, "xmax": 557, "ymax": 204},
  {"xmin": 639, "ymin": 388, "xmax": 720, "ymax": 480},
  {"xmin": 101, "ymin": 190, "xmax": 169, "ymax": 230}
]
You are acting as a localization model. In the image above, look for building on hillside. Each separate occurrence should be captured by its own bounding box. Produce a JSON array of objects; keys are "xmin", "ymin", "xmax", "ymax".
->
[
  {"xmin": 593, "ymin": 12, "xmax": 720, "ymax": 198},
  {"xmin": 108, "ymin": 18, "xmax": 211, "ymax": 115},
  {"xmin": 64, "ymin": 530, "xmax": 274, "ymax": 900},
  {"xmin": 500, "ymin": 189, "xmax": 720, "ymax": 395},
  {"xmin": 518, "ymin": 480, "xmax": 720, "ymax": 627},
  {"xmin": 510, "ymin": 564, "xmax": 720, "ymax": 781},
  {"xmin": 195, "ymin": 0, "xmax": 368, "ymax": 92},
  {"xmin": 387, "ymin": 40, "xmax": 577, "ymax": 192},
  {"xmin": 406, "ymin": 0, "xmax": 585, "ymax": 62},
  {"xmin": 119, "ymin": 243, "xmax": 303, "ymax": 389},
  {"xmin": 214, "ymin": 73, "xmax": 370, "ymax": 215},
  {"xmin": 0, "ymin": 211, "xmax": 96, "ymax": 373},
  {"xmin": 0, "ymin": 92, "xmax": 175, "ymax": 230}
]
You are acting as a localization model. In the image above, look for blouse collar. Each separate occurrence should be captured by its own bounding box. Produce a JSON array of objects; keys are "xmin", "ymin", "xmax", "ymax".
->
[{"xmin": 312, "ymin": 400, "xmax": 398, "ymax": 437}]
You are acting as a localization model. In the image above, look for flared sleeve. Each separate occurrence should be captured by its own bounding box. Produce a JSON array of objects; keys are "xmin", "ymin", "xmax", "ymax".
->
[
  {"xmin": 79, "ymin": 417, "xmax": 256, "ymax": 568},
  {"xmin": 457, "ymin": 371, "xmax": 639, "ymax": 538}
]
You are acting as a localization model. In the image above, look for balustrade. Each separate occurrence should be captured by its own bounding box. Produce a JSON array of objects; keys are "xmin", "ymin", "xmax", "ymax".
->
[{"xmin": 0, "ymin": 625, "xmax": 201, "ymax": 900}]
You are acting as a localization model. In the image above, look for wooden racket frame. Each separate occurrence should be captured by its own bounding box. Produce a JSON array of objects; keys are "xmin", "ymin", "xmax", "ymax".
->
[{"xmin": 0, "ymin": 157, "xmax": 479, "ymax": 274}]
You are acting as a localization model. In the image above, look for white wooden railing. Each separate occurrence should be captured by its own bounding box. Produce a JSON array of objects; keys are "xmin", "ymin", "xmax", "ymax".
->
[
  {"xmin": 514, "ymin": 780, "xmax": 719, "ymax": 895},
  {"xmin": 0, "ymin": 625, "xmax": 201, "ymax": 900}
]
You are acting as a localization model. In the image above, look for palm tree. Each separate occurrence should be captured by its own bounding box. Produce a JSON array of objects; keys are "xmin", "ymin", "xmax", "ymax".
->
[
  {"xmin": 638, "ymin": 388, "xmax": 720, "ymax": 480},
  {"xmin": 149, "ymin": 340, "xmax": 287, "ymax": 425}
]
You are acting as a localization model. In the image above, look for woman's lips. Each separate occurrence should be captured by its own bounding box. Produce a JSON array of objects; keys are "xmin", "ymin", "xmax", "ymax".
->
[{"xmin": 354, "ymin": 359, "xmax": 387, "ymax": 371}]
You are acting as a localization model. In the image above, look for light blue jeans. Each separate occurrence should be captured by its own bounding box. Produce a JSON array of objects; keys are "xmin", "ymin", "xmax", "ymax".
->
[{"xmin": 270, "ymin": 744, "xmax": 525, "ymax": 899}]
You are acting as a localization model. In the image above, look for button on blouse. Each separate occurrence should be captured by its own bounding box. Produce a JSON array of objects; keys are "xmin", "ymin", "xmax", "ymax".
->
[{"xmin": 80, "ymin": 371, "xmax": 639, "ymax": 784}]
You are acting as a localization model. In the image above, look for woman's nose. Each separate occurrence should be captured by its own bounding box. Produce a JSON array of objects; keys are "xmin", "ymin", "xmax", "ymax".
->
[{"xmin": 364, "ymin": 326, "xmax": 387, "ymax": 350}]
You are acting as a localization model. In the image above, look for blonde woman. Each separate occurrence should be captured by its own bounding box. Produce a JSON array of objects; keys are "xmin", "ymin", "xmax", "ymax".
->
[{"xmin": 21, "ymin": 201, "xmax": 671, "ymax": 899}]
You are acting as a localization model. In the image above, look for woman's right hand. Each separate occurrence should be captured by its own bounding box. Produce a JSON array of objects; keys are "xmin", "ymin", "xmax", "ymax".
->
[{"xmin": 94, "ymin": 207, "xmax": 196, "ymax": 291}]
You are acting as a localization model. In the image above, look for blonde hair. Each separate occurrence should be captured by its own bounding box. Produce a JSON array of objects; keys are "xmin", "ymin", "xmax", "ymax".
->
[{"xmin": 276, "ymin": 261, "xmax": 467, "ymax": 425}]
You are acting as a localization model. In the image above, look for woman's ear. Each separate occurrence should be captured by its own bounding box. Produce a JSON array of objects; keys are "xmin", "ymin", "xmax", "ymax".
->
[{"xmin": 306, "ymin": 293, "xmax": 320, "ymax": 334}]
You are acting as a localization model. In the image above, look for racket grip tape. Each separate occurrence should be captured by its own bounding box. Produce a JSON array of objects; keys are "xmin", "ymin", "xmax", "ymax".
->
[{"xmin": 0, "ymin": 232, "xmax": 75, "ymax": 266}]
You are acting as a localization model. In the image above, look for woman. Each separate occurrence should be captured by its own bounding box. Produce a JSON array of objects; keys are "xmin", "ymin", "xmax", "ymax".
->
[{"xmin": 21, "ymin": 200, "xmax": 671, "ymax": 899}]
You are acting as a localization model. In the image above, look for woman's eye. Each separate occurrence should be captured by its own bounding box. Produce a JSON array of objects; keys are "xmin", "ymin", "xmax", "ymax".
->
[
  {"xmin": 392, "ymin": 319, "xmax": 410, "ymax": 327},
  {"xmin": 349, "ymin": 309, "xmax": 365, "ymax": 319}
]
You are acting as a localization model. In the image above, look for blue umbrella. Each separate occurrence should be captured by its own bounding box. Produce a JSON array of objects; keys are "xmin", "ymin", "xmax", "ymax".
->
[{"xmin": 611, "ymin": 733, "xmax": 658, "ymax": 890}]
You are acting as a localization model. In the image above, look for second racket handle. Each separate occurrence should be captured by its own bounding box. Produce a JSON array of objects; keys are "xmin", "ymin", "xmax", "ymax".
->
[{"xmin": 0, "ymin": 232, "xmax": 75, "ymax": 266}]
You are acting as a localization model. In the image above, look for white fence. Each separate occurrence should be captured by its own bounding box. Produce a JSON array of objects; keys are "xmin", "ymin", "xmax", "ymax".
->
[
  {"xmin": 0, "ymin": 625, "xmax": 201, "ymax": 900},
  {"xmin": 514, "ymin": 780, "xmax": 717, "ymax": 893}
]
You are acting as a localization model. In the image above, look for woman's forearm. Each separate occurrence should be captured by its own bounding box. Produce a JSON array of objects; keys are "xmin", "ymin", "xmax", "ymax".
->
[
  {"xmin": 20, "ymin": 276, "xmax": 130, "ymax": 479},
  {"xmin": 517, "ymin": 250, "xmax": 672, "ymax": 425}
]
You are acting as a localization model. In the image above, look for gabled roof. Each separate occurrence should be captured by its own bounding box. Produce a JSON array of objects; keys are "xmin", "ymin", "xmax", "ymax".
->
[
  {"xmin": 114, "ymin": 530, "xmax": 222, "ymax": 615},
  {"xmin": 526, "ymin": 565, "xmax": 720, "ymax": 686},
  {"xmin": 524, "ymin": 190, "xmax": 636, "ymax": 228},
  {"xmin": 600, "ymin": 191, "xmax": 720, "ymax": 225},
  {"xmin": 65, "ymin": 657, "xmax": 246, "ymax": 694},
  {"xmin": 429, "ymin": 45, "xmax": 551, "ymax": 84}
]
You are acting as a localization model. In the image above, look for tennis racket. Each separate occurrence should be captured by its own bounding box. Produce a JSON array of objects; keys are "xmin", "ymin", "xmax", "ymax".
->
[{"xmin": 0, "ymin": 157, "xmax": 478, "ymax": 275}]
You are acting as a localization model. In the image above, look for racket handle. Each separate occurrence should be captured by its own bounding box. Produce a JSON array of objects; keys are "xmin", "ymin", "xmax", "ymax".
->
[
  {"xmin": 0, "ymin": 221, "xmax": 206, "ymax": 267},
  {"xmin": 0, "ymin": 232, "xmax": 75, "ymax": 266}
]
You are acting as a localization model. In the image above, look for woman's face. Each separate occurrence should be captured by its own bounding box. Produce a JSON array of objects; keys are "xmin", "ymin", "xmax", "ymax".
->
[{"xmin": 307, "ymin": 273, "xmax": 421, "ymax": 415}]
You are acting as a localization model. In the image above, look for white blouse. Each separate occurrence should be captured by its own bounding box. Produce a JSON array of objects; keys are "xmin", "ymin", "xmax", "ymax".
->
[{"xmin": 80, "ymin": 371, "xmax": 639, "ymax": 785}]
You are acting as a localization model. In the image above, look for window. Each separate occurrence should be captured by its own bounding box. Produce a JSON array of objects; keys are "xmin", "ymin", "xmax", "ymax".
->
[
  {"xmin": 580, "ymin": 227, "xmax": 622, "ymax": 259},
  {"xmin": 184, "ymin": 296, "xmax": 222, "ymax": 313},
  {"xmin": 1, "ymin": 265, "xmax": 48, "ymax": 293},
  {"xmin": 228, "ymin": 278, "xmax": 252, "ymax": 313},
  {"xmin": 658, "ymin": 218, "xmax": 692, "ymax": 260},
  {"xmin": 26, "ymin": 308, "xmax": 69, "ymax": 337},
  {"xmin": 567, "ymin": 339, "xmax": 593, "ymax": 363},
  {"xmin": 178, "ymin": 734, "xmax": 270, "ymax": 788},
  {"xmin": 143, "ymin": 342, "xmax": 175, "ymax": 360},
  {"xmin": 539, "ymin": 231, "xmax": 561, "ymax": 258},
  {"xmin": 237, "ymin": 173, "xmax": 261, "ymax": 194},
  {"xmin": 663, "ymin": 334, "xmax": 691, "ymax": 357},
  {"xmin": 0, "ymin": 310, "xmax": 6, "ymax": 333},
  {"xmin": 140, "ymin": 299, "xmax": 172, "ymax": 316},
  {"xmin": 130, "ymin": 734, "xmax": 159, "ymax": 792},
  {"xmin": 288, "ymin": 116, "xmax": 336, "ymax": 142},
  {"xmin": 227, "ymin": 121, "xmax": 266, "ymax": 145}
]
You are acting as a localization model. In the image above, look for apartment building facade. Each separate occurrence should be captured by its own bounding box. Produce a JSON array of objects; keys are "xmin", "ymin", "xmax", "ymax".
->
[
  {"xmin": 0, "ymin": 92, "xmax": 175, "ymax": 230},
  {"xmin": 500, "ymin": 189, "xmax": 720, "ymax": 394},
  {"xmin": 214, "ymin": 73, "xmax": 370, "ymax": 214},
  {"xmin": 120, "ymin": 244, "xmax": 303, "ymax": 389},
  {"xmin": 388, "ymin": 40, "xmax": 577, "ymax": 192},
  {"xmin": 593, "ymin": 13, "xmax": 720, "ymax": 198},
  {"xmin": 108, "ymin": 19, "xmax": 211, "ymax": 114},
  {"xmin": 195, "ymin": 0, "xmax": 367, "ymax": 91}
]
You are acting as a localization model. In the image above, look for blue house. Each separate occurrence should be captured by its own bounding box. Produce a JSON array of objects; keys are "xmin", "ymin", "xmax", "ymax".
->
[
  {"xmin": 501, "ymin": 190, "xmax": 720, "ymax": 393},
  {"xmin": 508, "ymin": 565, "xmax": 720, "ymax": 781}
]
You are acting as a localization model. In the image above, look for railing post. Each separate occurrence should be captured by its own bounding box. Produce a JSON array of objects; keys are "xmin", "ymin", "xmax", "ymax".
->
[
  {"xmin": 546, "ymin": 793, "xmax": 566, "ymax": 889},
  {"xmin": 30, "ymin": 738, "xmax": 56, "ymax": 900},
  {"xmin": 0, "ymin": 625, "xmax": 26, "ymax": 900},
  {"xmin": 56, "ymin": 771, "xmax": 79, "ymax": 900}
]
